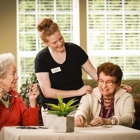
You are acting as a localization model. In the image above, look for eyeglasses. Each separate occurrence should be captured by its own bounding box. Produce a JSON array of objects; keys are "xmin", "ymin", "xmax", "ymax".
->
[{"xmin": 97, "ymin": 79, "xmax": 117, "ymax": 86}]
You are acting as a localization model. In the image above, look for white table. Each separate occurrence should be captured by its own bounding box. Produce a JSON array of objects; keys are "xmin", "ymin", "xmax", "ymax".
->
[{"xmin": 1, "ymin": 125, "xmax": 140, "ymax": 140}]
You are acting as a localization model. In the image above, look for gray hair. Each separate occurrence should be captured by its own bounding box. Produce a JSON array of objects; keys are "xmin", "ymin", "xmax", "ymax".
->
[{"xmin": 0, "ymin": 53, "xmax": 15, "ymax": 78}]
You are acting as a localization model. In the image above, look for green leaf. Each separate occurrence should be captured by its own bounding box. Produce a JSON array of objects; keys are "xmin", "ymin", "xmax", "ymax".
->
[
  {"xmin": 45, "ymin": 103, "xmax": 61, "ymax": 111},
  {"xmin": 58, "ymin": 102, "xmax": 65, "ymax": 111},
  {"xmin": 65, "ymin": 104, "xmax": 79, "ymax": 112},
  {"xmin": 55, "ymin": 94, "xmax": 65, "ymax": 111},
  {"xmin": 56, "ymin": 94, "xmax": 63, "ymax": 103},
  {"xmin": 46, "ymin": 110, "xmax": 60, "ymax": 115},
  {"xmin": 65, "ymin": 98, "xmax": 78, "ymax": 110},
  {"xmin": 44, "ymin": 94, "xmax": 79, "ymax": 117}
]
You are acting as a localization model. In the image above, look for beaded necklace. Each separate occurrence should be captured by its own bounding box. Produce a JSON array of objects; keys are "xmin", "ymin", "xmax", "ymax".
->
[{"xmin": 99, "ymin": 95, "xmax": 114, "ymax": 118}]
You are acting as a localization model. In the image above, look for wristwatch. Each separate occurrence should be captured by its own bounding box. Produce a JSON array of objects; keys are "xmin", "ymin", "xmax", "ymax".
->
[{"xmin": 110, "ymin": 117, "xmax": 115, "ymax": 125}]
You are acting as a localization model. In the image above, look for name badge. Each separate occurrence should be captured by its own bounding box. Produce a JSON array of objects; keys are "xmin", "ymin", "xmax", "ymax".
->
[{"xmin": 51, "ymin": 67, "xmax": 61, "ymax": 73}]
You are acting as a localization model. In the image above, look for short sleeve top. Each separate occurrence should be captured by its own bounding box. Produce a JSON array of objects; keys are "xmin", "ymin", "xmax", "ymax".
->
[{"xmin": 35, "ymin": 42, "xmax": 88, "ymax": 109}]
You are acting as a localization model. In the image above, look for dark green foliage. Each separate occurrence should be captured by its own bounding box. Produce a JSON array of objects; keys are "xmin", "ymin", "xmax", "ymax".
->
[{"xmin": 20, "ymin": 73, "xmax": 41, "ymax": 107}]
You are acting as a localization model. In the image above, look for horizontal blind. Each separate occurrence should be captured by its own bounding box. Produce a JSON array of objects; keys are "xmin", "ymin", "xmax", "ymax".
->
[
  {"xmin": 87, "ymin": 0, "xmax": 140, "ymax": 79},
  {"xmin": 17, "ymin": 0, "xmax": 79, "ymax": 90}
]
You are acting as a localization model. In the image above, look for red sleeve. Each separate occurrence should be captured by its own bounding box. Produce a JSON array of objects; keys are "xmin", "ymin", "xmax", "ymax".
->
[{"xmin": 18, "ymin": 96, "xmax": 39, "ymax": 126}]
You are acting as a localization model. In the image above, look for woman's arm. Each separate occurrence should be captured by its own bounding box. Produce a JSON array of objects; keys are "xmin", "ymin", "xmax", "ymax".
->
[
  {"xmin": 36, "ymin": 72, "xmax": 93, "ymax": 99},
  {"xmin": 120, "ymin": 84, "xmax": 132, "ymax": 93},
  {"xmin": 82, "ymin": 59, "xmax": 97, "ymax": 81},
  {"xmin": 19, "ymin": 97, "xmax": 39, "ymax": 126},
  {"xmin": 115, "ymin": 94, "xmax": 135, "ymax": 127},
  {"xmin": 75, "ymin": 94, "xmax": 92, "ymax": 125}
]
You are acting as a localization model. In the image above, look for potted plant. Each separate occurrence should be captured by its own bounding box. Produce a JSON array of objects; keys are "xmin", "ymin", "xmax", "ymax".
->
[
  {"xmin": 45, "ymin": 94, "xmax": 79, "ymax": 133},
  {"xmin": 20, "ymin": 73, "xmax": 41, "ymax": 107}
]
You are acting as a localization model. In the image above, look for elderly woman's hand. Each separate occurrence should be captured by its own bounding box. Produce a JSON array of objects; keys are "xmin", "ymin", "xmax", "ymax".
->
[
  {"xmin": 89, "ymin": 116, "xmax": 104, "ymax": 126},
  {"xmin": 29, "ymin": 84, "xmax": 40, "ymax": 108},
  {"xmin": 75, "ymin": 115, "xmax": 86, "ymax": 127}
]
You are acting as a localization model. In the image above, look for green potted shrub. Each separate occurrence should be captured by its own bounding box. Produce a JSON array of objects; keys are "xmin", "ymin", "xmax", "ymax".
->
[
  {"xmin": 44, "ymin": 94, "xmax": 79, "ymax": 133},
  {"xmin": 20, "ymin": 73, "xmax": 41, "ymax": 107}
]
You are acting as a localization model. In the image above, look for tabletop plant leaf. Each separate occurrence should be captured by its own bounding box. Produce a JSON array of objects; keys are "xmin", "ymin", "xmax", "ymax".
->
[
  {"xmin": 58, "ymin": 102, "xmax": 65, "ymax": 111},
  {"xmin": 45, "ymin": 94, "xmax": 79, "ymax": 117},
  {"xmin": 47, "ymin": 110, "xmax": 60, "ymax": 115},
  {"xmin": 46, "ymin": 103, "xmax": 62, "ymax": 111},
  {"xmin": 56, "ymin": 94, "xmax": 65, "ymax": 111},
  {"xmin": 56, "ymin": 94, "xmax": 63, "ymax": 103},
  {"xmin": 64, "ymin": 98, "xmax": 78, "ymax": 110}
]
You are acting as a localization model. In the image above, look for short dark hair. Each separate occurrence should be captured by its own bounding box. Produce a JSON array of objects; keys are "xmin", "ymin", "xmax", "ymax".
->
[{"xmin": 97, "ymin": 62, "xmax": 123, "ymax": 83}]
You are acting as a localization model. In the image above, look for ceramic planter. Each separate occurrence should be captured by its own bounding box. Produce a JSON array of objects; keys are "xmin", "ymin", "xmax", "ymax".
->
[{"xmin": 53, "ymin": 116, "xmax": 74, "ymax": 133}]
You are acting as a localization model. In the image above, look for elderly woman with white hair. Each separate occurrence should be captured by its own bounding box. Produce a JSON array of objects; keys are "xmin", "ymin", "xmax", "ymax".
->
[{"xmin": 0, "ymin": 53, "xmax": 39, "ymax": 130}]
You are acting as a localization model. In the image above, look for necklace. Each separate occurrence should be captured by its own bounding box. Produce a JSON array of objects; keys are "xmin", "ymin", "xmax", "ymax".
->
[
  {"xmin": 1, "ymin": 93, "xmax": 10, "ymax": 109},
  {"xmin": 1, "ymin": 92, "xmax": 20, "ymax": 112},
  {"xmin": 99, "ymin": 95, "xmax": 114, "ymax": 118},
  {"xmin": 2, "ymin": 94, "xmax": 9, "ymax": 102}
]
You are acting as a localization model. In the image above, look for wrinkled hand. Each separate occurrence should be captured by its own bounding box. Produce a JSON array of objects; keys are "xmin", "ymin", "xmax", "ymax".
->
[
  {"xmin": 29, "ymin": 84, "xmax": 40, "ymax": 107},
  {"xmin": 89, "ymin": 116, "xmax": 105, "ymax": 126},
  {"xmin": 77, "ymin": 85, "xmax": 93, "ymax": 96},
  {"xmin": 120, "ymin": 84, "xmax": 132, "ymax": 93},
  {"xmin": 75, "ymin": 115, "xmax": 86, "ymax": 127}
]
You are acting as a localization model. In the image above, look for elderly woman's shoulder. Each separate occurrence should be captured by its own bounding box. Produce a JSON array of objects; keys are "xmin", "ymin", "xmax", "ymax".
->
[
  {"xmin": 92, "ymin": 87, "xmax": 100, "ymax": 94},
  {"xmin": 10, "ymin": 89, "xmax": 20, "ymax": 96},
  {"xmin": 116, "ymin": 88, "xmax": 133, "ymax": 98}
]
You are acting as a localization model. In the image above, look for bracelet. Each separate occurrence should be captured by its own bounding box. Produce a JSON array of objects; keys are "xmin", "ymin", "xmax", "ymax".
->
[{"xmin": 110, "ymin": 117, "xmax": 115, "ymax": 125}]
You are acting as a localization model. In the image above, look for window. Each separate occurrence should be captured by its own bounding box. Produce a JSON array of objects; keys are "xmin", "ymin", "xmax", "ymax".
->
[
  {"xmin": 87, "ymin": 0, "xmax": 140, "ymax": 79},
  {"xmin": 17, "ymin": 0, "xmax": 79, "ymax": 90},
  {"xmin": 17, "ymin": 0, "xmax": 140, "ymax": 91}
]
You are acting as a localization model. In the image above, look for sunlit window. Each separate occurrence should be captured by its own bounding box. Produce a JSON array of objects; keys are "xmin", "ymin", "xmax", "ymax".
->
[
  {"xmin": 17, "ymin": 0, "xmax": 79, "ymax": 90},
  {"xmin": 87, "ymin": 0, "xmax": 140, "ymax": 79},
  {"xmin": 17, "ymin": 0, "xmax": 140, "ymax": 91}
]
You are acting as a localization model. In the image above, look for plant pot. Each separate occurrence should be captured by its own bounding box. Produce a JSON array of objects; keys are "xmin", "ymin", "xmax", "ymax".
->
[{"xmin": 53, "ymin": 116, "xmax": 74, "ymax": 133}]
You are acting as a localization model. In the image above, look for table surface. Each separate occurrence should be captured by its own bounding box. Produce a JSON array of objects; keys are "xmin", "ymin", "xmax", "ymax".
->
[{"xmin": 1, "ymin": 125, "xmax": 140, "ymax": 140}]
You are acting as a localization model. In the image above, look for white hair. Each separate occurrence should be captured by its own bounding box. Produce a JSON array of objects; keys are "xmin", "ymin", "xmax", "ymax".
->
[{"xmin": 0, "ymin": 53, "xmax": 15, "ymax": 78}]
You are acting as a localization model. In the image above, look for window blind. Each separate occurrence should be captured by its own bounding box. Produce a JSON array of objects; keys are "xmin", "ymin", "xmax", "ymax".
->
[
  {"xmin": 17, "ymin": 0, "xmax": 79, "ymax": 90},
  {"xmin": 87, "ymin": 0, "xmax": 140, "ymax": 79}
]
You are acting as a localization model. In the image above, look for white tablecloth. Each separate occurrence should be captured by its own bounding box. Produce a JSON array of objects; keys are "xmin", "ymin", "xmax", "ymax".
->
[{"xmin": 1, "ymin": 125, "xmax": 140, "ymax": 140}]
